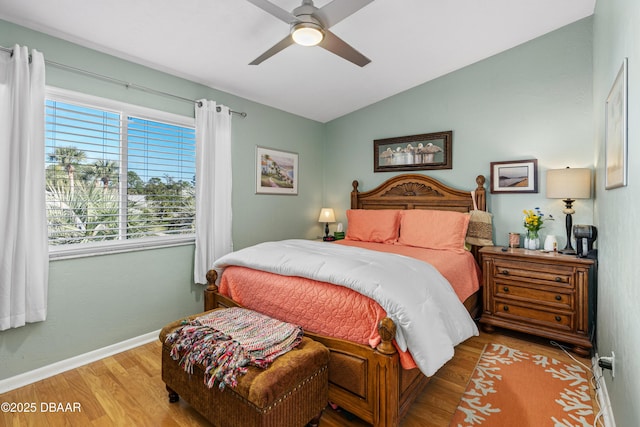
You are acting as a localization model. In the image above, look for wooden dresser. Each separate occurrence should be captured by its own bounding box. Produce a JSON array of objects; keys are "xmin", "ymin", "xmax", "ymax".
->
[{"xmin": 479, "ymin": 246, "xmax": 596, "ymax": 356}]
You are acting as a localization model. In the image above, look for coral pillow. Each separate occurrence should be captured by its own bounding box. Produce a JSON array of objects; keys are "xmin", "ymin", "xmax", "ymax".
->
[
  {"xmin": 397, "ymin": 210, "xmax": 470, "ymax": 253},
  {"xmin": 345, "ymin": 209, "xmax": 400, "ymax": 244}
]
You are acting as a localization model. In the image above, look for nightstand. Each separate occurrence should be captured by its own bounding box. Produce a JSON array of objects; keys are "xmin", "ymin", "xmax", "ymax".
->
[{"xmin": 479, "ymin": 246, "xmax": 596, "ymax": 356}]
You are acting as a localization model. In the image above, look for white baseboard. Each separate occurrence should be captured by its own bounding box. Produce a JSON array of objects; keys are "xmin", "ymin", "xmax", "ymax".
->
[
  {"xmin": 592, "ymin": 353, "xmax": 617, "ymax": 427},
  {"xmin": 0, "ymin": 329, "xmax": 160, "ymax": 394}
]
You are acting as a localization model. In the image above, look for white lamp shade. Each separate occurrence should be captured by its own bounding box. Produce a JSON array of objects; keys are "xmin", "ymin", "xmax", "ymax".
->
[
  {"xmin": 318, "ymin": 208, "xmax": 336, "ymax": 223},
  {"xmin": 546, "ymin": 168, "xmax": 592, "ymax": 199}
]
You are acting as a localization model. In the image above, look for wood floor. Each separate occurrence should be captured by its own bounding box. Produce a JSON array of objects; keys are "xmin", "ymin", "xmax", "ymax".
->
[{"xmin": 0, "ymin": 329, "xmax": 601, "ymax": 427}]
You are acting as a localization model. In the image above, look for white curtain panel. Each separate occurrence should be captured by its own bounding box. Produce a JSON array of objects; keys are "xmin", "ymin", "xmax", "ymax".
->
[
  {"xmin": 194, "ymin": 100, "xmax": 233, "ymax": 284},
  {"xmin": 0, "ymin": 45, "xmax": 48, "ymax": 330}
]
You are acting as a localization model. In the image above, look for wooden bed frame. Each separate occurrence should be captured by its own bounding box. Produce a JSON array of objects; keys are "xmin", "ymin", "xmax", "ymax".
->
[{"xmin": 204, "ymin": 173, "xmax": 486, "ymax": 427}]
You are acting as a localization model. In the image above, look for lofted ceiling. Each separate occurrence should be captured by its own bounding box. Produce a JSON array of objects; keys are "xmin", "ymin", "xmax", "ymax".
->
[{"xmin": 0, "ymin": 0, "xmax": 595, "ymax": 123}]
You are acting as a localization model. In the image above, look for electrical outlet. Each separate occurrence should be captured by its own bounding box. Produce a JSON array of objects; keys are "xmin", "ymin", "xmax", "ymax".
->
[{"xmin": 598, "ymin": 351, "xmax": 615, "ymax": 378}]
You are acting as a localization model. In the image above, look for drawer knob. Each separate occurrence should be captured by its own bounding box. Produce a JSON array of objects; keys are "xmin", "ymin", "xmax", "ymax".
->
[
  {"xmin": 503, "ymin": 305, "xmax": 509, "ymax": 311},
  {"xmin": 555, "ymin": 295, "xmax": 562, "ymax": 301},
  {"xmin": 555, "ymin": 316, "xmax": 561, "ymax": 322},
  {"xmin": 501, "ymin": 270, "xmax": 510, "ymax": 275},
  {"xmin": 555, "ymin": 277, "xmax": 563, "ymax": 282},
  {"xmin": 503, "ymin": 286, "xmax": 509, "ymax": 292}
]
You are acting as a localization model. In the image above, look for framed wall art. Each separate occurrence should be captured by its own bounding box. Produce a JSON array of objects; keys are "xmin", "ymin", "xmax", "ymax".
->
[
  {"xmin": 605, "ymin": 58, "xmax": 628, "ymax": 190},
  {"xmin": 490, "ymin": 159, "xmax": 538, "ymax": 194},
  {"xmin": 373, "ymin": 131, "xmax": 452, "ymax": 172},
  {"xmin": 255, "ymin": 146, "xmax": 298, "ymax": 195}
]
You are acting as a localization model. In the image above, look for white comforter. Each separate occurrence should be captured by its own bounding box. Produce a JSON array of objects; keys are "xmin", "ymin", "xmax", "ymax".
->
[{"xmin": 213, "ymin": 239, "xmax": 478, "ymax": 376}]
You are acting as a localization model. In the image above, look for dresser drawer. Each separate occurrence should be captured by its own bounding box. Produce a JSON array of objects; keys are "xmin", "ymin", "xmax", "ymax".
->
[
  {"xmin": 493, "ymin": 282, "xmax": 573, "ymax": 309},
  {"xmin": 493, "ymin": 300, "xmax": 572, "ymax": 331},
  {"xmin": 493, "ymin": 259, "xmax": 574, "ymax": 288}
]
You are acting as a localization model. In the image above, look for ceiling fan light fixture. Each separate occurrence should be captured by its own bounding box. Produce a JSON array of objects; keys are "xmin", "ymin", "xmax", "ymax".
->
[{"xmin": 291, "ymin": 22, "xmax": 324, "ymax": 46}]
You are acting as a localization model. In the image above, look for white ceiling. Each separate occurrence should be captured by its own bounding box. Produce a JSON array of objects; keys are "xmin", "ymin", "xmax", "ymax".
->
[{"xmin": 0, "ymin": 0, "xmax": 595, "ymax": 123}]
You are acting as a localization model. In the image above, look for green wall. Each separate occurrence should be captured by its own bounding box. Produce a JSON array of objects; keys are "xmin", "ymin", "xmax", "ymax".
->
[
  {"xmin": 0, "ymin": 19, "xmax": 325, "ymax": 380},
  {"xmin": 325, "ymin": 19, "xmax": 594, "ymax": 249},
  {"xmin": 593, "ymin": 1, "xmax": 640, "ymax": 425}
]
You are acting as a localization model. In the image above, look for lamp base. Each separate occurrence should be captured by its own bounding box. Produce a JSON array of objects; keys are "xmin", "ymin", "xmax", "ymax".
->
[
  {"xmin": 558, "ymin": 248, "xmax": 576, "ymax": 255},
  {"xmin": 561, "ymin": 202, "xmax": 576, "ymax": 256}
]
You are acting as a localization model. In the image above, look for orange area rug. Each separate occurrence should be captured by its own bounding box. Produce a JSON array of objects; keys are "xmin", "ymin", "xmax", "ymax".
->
[{"xmin": 450, "ymin": 342, "xmax": 596, "ymax": 426}]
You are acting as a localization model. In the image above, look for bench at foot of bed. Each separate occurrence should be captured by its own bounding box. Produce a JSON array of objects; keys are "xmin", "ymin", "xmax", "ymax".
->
[{"xmin": 159, "ymin": 312, "xmax": 330, "ymax": 427}]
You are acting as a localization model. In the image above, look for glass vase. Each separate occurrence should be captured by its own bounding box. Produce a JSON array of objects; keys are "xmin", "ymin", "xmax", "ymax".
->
[{"xmin": 524, "ymin": 230, "xmax": 540, "ymax": 250}]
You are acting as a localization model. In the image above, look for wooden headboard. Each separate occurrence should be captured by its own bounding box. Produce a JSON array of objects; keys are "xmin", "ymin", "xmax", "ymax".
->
[
  {"xmin": 351, "ymin": 173, "xmax": 487, "ymax": 263},
  {"xmin": 351, "ymin": 173, "xmax": 486, "ymax": 212}
]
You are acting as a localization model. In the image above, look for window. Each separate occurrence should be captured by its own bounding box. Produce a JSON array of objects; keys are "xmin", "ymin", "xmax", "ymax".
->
[{"xmin": 45, "ymin": 88, "xmax": 196, "ymax": 257}]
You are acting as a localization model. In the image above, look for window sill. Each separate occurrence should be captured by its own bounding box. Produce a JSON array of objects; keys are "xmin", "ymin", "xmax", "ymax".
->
[{"xmin": 49, "ymin": 235, "xmax": 195, "ymax": 261}]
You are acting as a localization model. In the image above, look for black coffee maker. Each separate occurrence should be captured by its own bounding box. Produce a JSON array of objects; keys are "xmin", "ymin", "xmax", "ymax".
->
[{"xmin": 573, "ymin": 224, "xmax": 597, "ymax": 258}]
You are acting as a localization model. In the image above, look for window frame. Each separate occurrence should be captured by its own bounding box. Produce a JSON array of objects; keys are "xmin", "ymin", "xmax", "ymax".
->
[{"xmin": 46, "ymin": 86, "xmax": 196, "ymax": 260}]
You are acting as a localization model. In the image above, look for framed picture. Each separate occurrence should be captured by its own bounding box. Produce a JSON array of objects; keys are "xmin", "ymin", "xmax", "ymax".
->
[
  {"xmin": 255, "ymin": 146, "xmax": 298, "ymax": 195},
  {"xmin": 490, "ymin": 159, "xmax": 538, "ymax": 194},
  {"xmin": 605, "ymin": 58, "xmax": 628, "ymax": 190},
  {"xmin": 373, "ymin": 131, "xmax": 452, "ymax": 172}
]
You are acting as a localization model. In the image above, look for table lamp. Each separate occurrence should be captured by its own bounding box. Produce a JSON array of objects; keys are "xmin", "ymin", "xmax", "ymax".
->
[
  {"xmin": 546, "ymin": 167, "xmax": 592, "ymax": 254},
  {"xmin": 318, "ymin": 208, "xmax": 336, "ymax": 241}
]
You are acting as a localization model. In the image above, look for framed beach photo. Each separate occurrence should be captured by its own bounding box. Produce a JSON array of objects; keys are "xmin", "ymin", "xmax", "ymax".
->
[
  {"xmin": 490, "ymin": 159, "xmax": 538, "ymax": 194},
  {"xmin": 256, "ymin": 146, "xmax": 298, "ymax": 195},
  {"xmin": 605, "ymin": 58, "xmax": 628, "ymax": 190},
  {"xmin": 373, "ymin": 131, "xmax": 452, "ymax": 172}
]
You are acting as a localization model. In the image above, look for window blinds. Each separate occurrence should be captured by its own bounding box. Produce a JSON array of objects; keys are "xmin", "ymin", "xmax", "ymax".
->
[{"xmin": 45, "ymin": 99, "xmax": 196, "ymax": 246}]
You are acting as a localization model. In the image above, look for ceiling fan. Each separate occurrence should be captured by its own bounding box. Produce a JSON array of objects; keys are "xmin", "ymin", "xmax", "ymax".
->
[{"xmin": 246, "ymin": 0, "xmax": 373, "ymax": 67}]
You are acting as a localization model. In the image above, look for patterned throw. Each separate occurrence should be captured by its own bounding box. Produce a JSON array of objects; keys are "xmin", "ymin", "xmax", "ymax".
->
[
  {"xmin": 450, "ymin": 343, "xmax": 596, "ymax": 427},
  {"xmin": 165, "ymin": 307, "xmax": 303, "ymax": 390}
]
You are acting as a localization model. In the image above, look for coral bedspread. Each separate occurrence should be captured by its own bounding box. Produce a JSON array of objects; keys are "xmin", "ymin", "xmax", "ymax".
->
[{"xmin": 217, "ymin": 240, "xmax": 480, "ymax": 370}]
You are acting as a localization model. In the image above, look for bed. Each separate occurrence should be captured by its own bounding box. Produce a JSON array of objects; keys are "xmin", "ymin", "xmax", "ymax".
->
[{"xmin": 204, "ymin": 173, "xmax": 487, "ymax": 427}]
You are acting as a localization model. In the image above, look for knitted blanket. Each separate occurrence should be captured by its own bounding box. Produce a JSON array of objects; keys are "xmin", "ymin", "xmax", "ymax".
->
[{"xmin": 165, "ymin": 307, "xmax": 303, "ymax": 390}]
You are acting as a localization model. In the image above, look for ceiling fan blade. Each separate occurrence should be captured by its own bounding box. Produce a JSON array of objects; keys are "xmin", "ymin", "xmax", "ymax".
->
[
  {"xmin": 314, "ymin": 0, "xmax": 374, "ymax": 28},
  {"xmin": 319, "ymin": 30, "xmax": 370, "ymax": 67},
  {"xmin": 246, "ymin": 0, "xmax": 297, "ymax": 24},
  {"xmin": 249, "ymin": 35, "xmax": 295, "ymax": 65}
]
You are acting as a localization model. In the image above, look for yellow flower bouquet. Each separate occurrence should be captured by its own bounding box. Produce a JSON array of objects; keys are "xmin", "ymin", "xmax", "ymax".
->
[
  {"xmin": 523, "ymin": 208, "xmax": 553, "ymax": 249},
  {"xmin": 523, "ymin": 208, "xmax": 544, "ymax": 236}
]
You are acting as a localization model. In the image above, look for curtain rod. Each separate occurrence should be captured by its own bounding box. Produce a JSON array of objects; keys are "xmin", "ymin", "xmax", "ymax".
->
[{"xmin": 0, "ymin": 45, "xmax": 247, "ymax": 118}]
